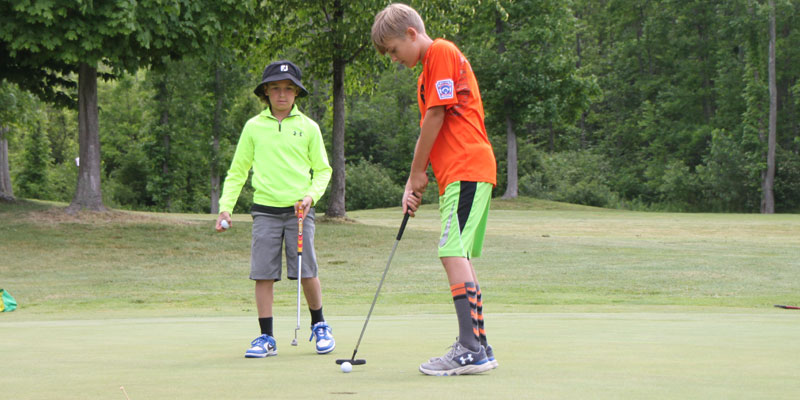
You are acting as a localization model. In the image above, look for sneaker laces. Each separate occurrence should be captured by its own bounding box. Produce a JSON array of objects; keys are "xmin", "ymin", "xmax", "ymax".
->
[
  {"xmin": 309, "ymin": 323, "xmax": 330, "ymax": 341},
  {"xmin": 436, "ymin": 342, "xmax": 460, "ymax": 362},
  {"xmin": 251, "ymin": 335, "xmax": 269, "ymax": 347}
]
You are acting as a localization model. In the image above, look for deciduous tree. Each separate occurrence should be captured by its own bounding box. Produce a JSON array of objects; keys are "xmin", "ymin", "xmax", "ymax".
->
[{"xmin": 1, "ymin": 0, "xmax": 253, "ymax": 211}]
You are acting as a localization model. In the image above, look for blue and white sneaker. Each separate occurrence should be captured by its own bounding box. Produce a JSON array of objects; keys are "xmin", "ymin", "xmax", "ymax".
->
[
  {"xmin": 245, "ymin": 334, "xmax": 277, "ymax": 358},
  {"xmin": 309, "ymin": 322, "xmax": 335, "ymax": 354}
]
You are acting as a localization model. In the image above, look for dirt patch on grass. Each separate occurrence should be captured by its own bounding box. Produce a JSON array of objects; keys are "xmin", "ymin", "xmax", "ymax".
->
[
  {"xmin": 317, "ymin": 215, "xmax": 359, "ymax": 224},
  {"xmin": 19, "ymin": 207, "xmax": 197, "ymax": 226}
]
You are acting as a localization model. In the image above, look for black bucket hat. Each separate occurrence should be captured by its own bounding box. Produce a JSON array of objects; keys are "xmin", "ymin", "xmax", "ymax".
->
[{"xmin": 254, "ymin": 60, "xmax": 308, "ymax": 98}]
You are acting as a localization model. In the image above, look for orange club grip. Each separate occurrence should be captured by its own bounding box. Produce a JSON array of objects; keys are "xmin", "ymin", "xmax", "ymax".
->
[{"xmin": 297, "ymin": 208, "xmax": 304, "ymax": 254}]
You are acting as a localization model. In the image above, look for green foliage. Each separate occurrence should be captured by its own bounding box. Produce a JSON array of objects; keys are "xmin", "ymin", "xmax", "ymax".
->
[
  {"xmin": 315, "ymin": 159, "xmax": 403, "ymax": 212},
  {"xmin": 774, "ymin": 146, "xmax": 800, "ymax": 212},
  {"xmin": 519, "ymin": 149, "xmax": 619, "ymax": 208},
  {"xmin": 573, "ymin": 0, "xmax": 800, "ymax": 212},
  {"xmin": 696, "ymin": 129, "xmax": 761, "ymax": 212},
  {"xmin": 89, "ymin": 55, "xmax": 258, "ymax": 212},
  {"xmin": 344, "ymin": 159, "xmax": 404, "ymax": 211},
  {"xmin": 15, "ymin": 125, "xmax": 52, "ymax": 199},
  {"xmin": 645, "ymin": 160, "xmax": 702, "ymax": 212},
  {"xmin": 465, "ymin": 0, "xmax": 597, "ymax": 136},
  {"xmin": 1, "ymin": 0, "xmax": 255, "ymax": 103},
  {"xmin": 47, "ymin": 161, "xmax": 77, "ymax": 203},
  {"xmin": 0, "ymin": 81, "xmax": 39, "ymax": 143},
  {"xmin": 5, "ymin": 0, "xmax": 800, "ymax": 213},
  {"xmin": 3, "ymin": 84, "xmax": 77, "ymax": 202},
  {"xmin": 346, "ymin": 67, "xmax": 419, "ymax": 185}
]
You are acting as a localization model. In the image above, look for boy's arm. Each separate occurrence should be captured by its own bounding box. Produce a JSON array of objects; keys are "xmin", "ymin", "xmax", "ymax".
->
[
  {"xmin": 407, "ymin": 105, "xmax": 445, "ymax": 194},
  {"xmin": 218, "ymin": 128, "xmax": 254, "ymax": 215},
  {"xmin": 403, "ymin": 105, "xmax": 444, "ymax": 215},
  {"xmin": 306, "ymin": 125, "xmax": 332, "ymax": 205}
]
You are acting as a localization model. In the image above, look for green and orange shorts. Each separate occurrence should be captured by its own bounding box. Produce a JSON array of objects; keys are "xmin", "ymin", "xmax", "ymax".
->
[{"xmin": 437, "ymin": 181, "xmax": 492, "ymax": 259}]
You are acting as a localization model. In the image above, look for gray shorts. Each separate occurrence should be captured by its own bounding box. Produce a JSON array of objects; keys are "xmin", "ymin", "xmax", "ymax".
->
[{"xmin": 250, "ymin": 208, "xmax": 318, "ymax": 281}]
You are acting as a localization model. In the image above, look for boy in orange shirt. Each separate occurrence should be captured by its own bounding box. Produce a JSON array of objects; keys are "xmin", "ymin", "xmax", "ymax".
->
[{"xmin": 372, "ymin": 3, "xmax": 498, "ymax": 376}]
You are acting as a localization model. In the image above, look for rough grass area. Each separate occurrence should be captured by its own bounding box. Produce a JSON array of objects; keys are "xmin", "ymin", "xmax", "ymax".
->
[{"xmin": 2, "ymin": 198, "xmax": 799, "ymax": 317}]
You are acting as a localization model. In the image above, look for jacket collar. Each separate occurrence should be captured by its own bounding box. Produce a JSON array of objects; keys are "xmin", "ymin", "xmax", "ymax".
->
[{"xmin": 261, "ymin": 104, "xmax": 299, "ymax": 120}]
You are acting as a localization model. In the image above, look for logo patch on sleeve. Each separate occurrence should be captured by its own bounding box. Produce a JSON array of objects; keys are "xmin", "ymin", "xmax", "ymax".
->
[{"xmin": 435, "ymin": 79, "xmax": 454, "ymax": 100}]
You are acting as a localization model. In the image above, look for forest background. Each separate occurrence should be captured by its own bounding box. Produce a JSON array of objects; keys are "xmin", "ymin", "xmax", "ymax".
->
[{"xmin": 2, "ymin": 0, "xmax": 799, "ymax": 215}]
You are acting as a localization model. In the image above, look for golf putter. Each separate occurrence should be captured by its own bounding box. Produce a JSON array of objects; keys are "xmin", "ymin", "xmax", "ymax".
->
[
  {"xmin": 336, "ymin": 202, "xmax": 413, "ymax": 366},
  {"xmin": 292, "ymin": 208, "xmax": 304, "ymax": 346}
]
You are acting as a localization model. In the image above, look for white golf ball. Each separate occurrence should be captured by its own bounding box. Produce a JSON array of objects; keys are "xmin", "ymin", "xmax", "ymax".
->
[
  {"xmin": 341, "ymin": 362, "xmax": 352, "ymax": 373},
  {"xmin": 220, "ymin": 220, "xmax": 229, "ymax": 229}
]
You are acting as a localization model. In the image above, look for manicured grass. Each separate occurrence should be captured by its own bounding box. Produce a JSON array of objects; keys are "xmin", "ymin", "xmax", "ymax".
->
[
  {"xmin": 2, "ymin": 313, "xmax": 799, "ymax": 399},
  {"xmin": 1, "ymin": 198, "xmax": 799, "ymax": 399}
]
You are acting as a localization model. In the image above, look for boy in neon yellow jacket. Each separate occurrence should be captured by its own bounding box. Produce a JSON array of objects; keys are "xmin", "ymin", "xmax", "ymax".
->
[{"xmin": 216, "ymin": 60, "xmax": 334, "ymax": 358}]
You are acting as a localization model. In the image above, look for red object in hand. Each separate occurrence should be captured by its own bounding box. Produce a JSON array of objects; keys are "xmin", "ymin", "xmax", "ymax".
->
[{"xmin": 297, "ymin": 209, "xmax": 304, "ymax": 255}]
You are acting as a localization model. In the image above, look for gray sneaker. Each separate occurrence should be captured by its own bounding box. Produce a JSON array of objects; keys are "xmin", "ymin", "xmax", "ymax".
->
[
  {"xmin": 419, "ymin": 342, "xmax": 492, "ymax": 376},
  {"xmin": 428, "ymin": 340, "xmax": 497, "ymax": 368},
  {"xmin": 485, "ymin": 344, "xmax": 498, "ymax": 369}
]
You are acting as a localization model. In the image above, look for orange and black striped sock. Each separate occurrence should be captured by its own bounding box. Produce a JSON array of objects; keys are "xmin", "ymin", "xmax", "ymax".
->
[
  {"xmin": 465, "ymin": 283, "xmax": 480, "ymax": 344},
  {"xmin": 476, "ymin": 285, "xmax": 487, "ymax": 347},
  {"xmin": 451, "ymin": 282, "xmax": 481, "ymax": 352}
]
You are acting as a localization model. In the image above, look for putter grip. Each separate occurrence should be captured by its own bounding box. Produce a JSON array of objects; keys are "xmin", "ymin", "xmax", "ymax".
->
[{"xmin": 396, "ymin": 212, "xmax": 410, "ymax": 240}]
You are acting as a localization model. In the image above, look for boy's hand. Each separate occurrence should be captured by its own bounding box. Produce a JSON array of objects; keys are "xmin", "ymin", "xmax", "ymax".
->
[
  {"xmin": 216, "ymin": 212, "xmax": 232, "ymax": 232},
  {"xmin": 408, "ymin": 170, "xmax": 428, "ymax": 195},
  {"xmin": 403, "ymin": 190, "xmax": 421, "ymax": 217},
  {"xmin": 295, "ymin": 196, "xmax": 313, "ymax": 218}
]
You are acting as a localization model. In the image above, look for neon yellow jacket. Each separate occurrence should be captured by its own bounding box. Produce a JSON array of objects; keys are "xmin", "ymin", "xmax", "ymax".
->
[{"xmin": 219, "ymin": 105, "xmax": 331, "ymax": 213}]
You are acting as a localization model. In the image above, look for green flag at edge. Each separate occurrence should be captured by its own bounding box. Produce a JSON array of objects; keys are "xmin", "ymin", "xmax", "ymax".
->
[{"xmin": 1, "ymin": 288, "xmax": 17, "ymax": 312}]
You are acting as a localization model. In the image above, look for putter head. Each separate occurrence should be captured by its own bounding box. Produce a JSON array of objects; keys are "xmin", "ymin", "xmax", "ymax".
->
[
  {"xmin": 292, "ymin": 328, "xmax": 299, "ymax": 346},
  {"xmin": 335, "ymin": 359, "xmax": 366, "ymax": 365}
]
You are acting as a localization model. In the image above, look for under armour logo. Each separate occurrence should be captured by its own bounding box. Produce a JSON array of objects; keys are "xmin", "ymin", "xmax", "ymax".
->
[
  {"xmin": 459, "ymin": 354, "xmax": 473, "ymax": 365},
  {"xmin": 281, "ymin": 65, "xmax": 289, "ymax": 72}
]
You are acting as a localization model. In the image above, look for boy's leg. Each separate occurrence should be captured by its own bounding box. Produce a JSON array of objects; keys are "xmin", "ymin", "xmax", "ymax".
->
[
  {"xmin": 301, "ymin": 277, "xmax": 322, "ymax": 312},
  {"xmin": 443, "ymin": 257, "xmax": 481, "ymax": 352},
  {"xmin": 256, "ymin": 280, "xmax": 275, "ymax": 336},
  {"xmin": 419, "ymin": 261, "xmax": 490, "ymax": 377},
  {"xmin": 439, "ymin": 181, "xmax": 493, "ymax": 351},
  {"xmin": 246, "ymin": 212, "xmax": 285, "ymax": 358},
  {"xmin": 419, "ymin": 181, "xmax": 492, "ymax": 375},
  {"xmin": 246, "ymin": 280, "xmax": 278, "ymax": 358},
  {"xmin": 469, "ymin": 265, "xmax": 497, "ymax": 368},
  {"xmin": 467, "ymin": 267, "xmax": 485, "ymax": 345},
  {"xmin": 302, "ymin": 276, "xmax": 334, "ymax": 353},
  {"xmin": 255, "ymin": 279, "xmax": 275, "ymax": 318},
  {"xmin": 286, "ymin": 209, "xmax": 335, "ymax": 354}
]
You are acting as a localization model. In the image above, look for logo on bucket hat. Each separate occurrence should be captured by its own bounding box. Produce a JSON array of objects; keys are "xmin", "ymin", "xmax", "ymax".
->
[{"xmin": 254, "ymin": 60, "xmax": 308, "ymax": 98}]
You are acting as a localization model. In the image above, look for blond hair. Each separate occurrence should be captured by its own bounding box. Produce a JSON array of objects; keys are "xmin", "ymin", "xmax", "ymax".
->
[{"xmin": 371, "ymin": 3, "xmax": 426, "ymax": 55}]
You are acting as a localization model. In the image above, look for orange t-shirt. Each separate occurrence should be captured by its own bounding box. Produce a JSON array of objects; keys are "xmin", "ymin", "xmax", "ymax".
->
[{"xmin": 418, "ymin": 39, "xmax": 497, "ymax": 195}]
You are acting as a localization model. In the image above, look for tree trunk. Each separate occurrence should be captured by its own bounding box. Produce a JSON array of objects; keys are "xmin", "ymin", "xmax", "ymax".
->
[
  {"xmin": 327, "ymin": 56, "xmax": 347, "ymax": 218},
  {"xmin": 325, "ymin": 2, "xmax": 347, "ymax": 218},
  {"xmin": 502, "ymin": 114, "xmax": 518, "ymax": 199},
  {"xmin": 497, "ymin": 13, "xmax": 519, "ymax": 199},
  {"xmin": 0, "ymin": 125, "xmax": 14, "ymax": 202},
  {"xmin": 210, "ymin": 65, "xmax": 223, "ymax": 215},
  {"xmin": 67, "ymin": 62, "xmax": 106, "ymax": 213},
  {"xmin": 762, "ymin": 0, "xmax": 776, "ymax": 214}
]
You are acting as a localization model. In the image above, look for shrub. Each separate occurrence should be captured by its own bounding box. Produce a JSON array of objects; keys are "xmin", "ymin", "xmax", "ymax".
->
[
  {"xmin": 519, "ymin": 150, "xmax": 618, "ymax": 208},
  {"xmin": 343, "ymin": 159, "xmax": 403, "ymax": 211}
]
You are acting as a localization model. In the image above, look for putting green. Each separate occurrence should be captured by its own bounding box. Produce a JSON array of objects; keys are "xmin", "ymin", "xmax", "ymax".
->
[{"xmin": 2, "ymin": 311, "xmax": 798, "ymax": 399}]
